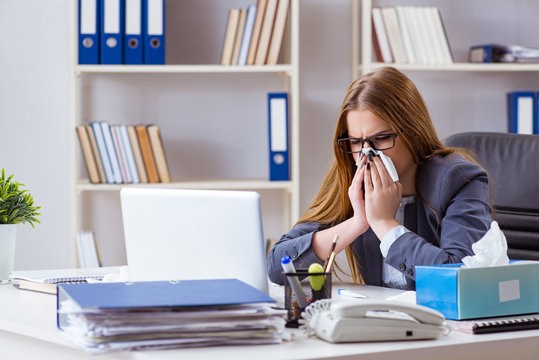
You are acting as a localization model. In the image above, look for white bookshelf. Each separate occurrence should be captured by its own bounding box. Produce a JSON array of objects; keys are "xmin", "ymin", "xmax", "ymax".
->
[{"xmin": 68, "ymin": 1, "xmax": 300, "ymax": 266}]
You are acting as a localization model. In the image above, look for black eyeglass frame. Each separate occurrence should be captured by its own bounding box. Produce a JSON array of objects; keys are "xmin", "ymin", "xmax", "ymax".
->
[{"xmin": 336, "ymin": 133, "xmax": 398, "ymax": 153}]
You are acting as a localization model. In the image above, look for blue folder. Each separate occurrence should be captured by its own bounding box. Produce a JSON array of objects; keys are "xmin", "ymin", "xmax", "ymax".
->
[
  {"xmin": 100, "ymin": 0, "xmax": 124, "ymax": 64},
  {"xmin": 124, "ymin": 0, "xmax": 143, "ymax": 64},
  {"xmin": 507, "ymin": 91, "xmax": 537, "ymax": 134},
  {"xmin": 57, "ymin": 279, "xmax": 274, "ymax": 315},
  {"xmin": 143, "ymin": 0, "xmax": 165, "ymax": 64},
  {"xmin": 78, "ymin": 0, "xmax": 100, "ymax": 64},
  {"xmin": 267, "ymin": 93, "xmax": 290, "ymax": 181}
]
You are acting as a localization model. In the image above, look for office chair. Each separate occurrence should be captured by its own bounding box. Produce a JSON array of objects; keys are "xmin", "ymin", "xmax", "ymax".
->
[{"xmin": 443, "ymin": 132, "xmax": 539, "ymax": 260}]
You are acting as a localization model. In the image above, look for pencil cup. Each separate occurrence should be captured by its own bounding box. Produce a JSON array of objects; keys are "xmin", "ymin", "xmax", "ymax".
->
[{"xmin": 283, "ymin": 269, "xmax": 332, "ymax": 328}]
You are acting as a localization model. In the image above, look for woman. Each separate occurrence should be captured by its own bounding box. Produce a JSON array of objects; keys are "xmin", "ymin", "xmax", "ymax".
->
[{"xmin": 267, "ymin": 67, "xmax": 492, "ymax": 290}]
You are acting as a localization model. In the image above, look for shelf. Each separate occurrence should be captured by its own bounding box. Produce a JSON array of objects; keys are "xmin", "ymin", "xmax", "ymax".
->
[
  {"xmin": 75, "ymin": 64, "xmax": 296, "ymax": 76},
  {"xmin": 75, "ymin": 179, "xmax": 293, "ymax": 192},
  {"xmin": 362, "ymin": 63, "xmax": 539, "ymax": 73}
]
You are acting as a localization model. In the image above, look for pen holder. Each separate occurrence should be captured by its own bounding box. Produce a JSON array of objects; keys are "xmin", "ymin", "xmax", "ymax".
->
[{"xmin": 284, "ymin": 269, "xmax": 332, "ymax": 328}]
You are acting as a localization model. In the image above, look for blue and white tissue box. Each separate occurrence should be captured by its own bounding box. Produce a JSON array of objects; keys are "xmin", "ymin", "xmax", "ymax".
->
[{"xmin": 416, "ymin": 261, "xmax": 539, "ymax": 320}]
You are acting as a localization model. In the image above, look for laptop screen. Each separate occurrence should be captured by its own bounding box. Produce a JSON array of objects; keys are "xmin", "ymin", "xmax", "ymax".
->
[{"xmin": 120, "ymin": 188, "xmax": 269, "ymax": 294}]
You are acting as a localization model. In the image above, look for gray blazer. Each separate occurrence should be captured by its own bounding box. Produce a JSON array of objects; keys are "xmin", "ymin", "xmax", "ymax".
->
[{"xmin": 267, "ymin": 153, "xmax": 492, "ymax": 289}]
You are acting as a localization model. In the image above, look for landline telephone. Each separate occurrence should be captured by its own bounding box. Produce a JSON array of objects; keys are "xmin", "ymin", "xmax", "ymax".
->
[{"xmin": 302, "ymin": 299, "xmax": 448, "ymax": 343}]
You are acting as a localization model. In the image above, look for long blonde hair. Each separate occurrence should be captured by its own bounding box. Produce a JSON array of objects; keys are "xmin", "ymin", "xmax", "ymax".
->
[{"xmin": 298, "ymin": 67, "xmax": 476, "ymax": 283}]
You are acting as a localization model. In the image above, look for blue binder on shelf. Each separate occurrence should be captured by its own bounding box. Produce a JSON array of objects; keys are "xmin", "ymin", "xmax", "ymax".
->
[
  {"xmin": 143, "ymin": 0, "xmax": 165, "ymax": 64},
  {"xmin": 507, "ymin": 91, "xmax": 537, "ymax": 134},
  {"xmin": 100, "ymin": 0, "xmax": 124, "ymax": 64},
  {"xmin": 124, "ymin": 0, "xmax": 143, "ymax": 64},
  {"xmin": 78, "ymin": 0, "xmax": 100, "ymax": 64},
  {"xmin": 267, "ymin": 93, "xmax": 290, "ymax": 181}
]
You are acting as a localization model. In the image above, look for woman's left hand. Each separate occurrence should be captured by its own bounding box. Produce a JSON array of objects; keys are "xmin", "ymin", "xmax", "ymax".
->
[{"xmin": 364, "ymin": 152, "xmax": 402, "ymax": 238}]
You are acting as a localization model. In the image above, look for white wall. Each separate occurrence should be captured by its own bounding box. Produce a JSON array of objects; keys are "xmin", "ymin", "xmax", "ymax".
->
[{"xmin": 1, "ymin": 0, "xmax": 538, "ymax": 269}]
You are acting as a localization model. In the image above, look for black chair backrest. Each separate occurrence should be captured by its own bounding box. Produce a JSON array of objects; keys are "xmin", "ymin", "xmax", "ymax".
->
[{"xmin": 443, "ymin": 132, "xmax": 539, "ymax": 260}]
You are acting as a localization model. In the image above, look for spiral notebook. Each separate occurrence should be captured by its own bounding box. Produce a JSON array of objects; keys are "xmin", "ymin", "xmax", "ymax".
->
[
  {"xmin": 10, "ymin": 266, "xmax": 122, "ymax": 284},
  {"xmin": 448, "ymin": 314, "xmax": 539, "ymax": 334}
]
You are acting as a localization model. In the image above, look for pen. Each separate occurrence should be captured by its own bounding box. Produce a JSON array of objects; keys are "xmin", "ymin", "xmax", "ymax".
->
[
  {"xmin": 323, "ymin": 235, "xmax": 339, "ymax": 272},
  {"xmin": 281, "ymin": 256, "xmax": 308, "ymax": 309}
]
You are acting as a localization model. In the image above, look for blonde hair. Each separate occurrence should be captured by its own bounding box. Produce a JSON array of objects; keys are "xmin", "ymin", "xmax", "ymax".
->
[{"xmin": 298, "ymin": 67, "xmax": 476, "ymax": 283}]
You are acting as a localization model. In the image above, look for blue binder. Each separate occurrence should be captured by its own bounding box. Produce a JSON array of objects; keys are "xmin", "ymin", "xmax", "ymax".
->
[
  {"xmin": 78, "ymin": 0, "xmax": 100, "ymax": 64},
  {"xmin": 143, "ymin": 0, "xmax": 165, "ymax": 64},
  {"xmin": 124, "ymin": 0, "xmax": 143, "ymax": 64},
  {"xmin": 57, "ymin": 279, "xmax": 275, "ymax": 329},
  {"xmin": 100, "ymin": 0, "xmax": 124, "ymax": 64},
  {"xmin": 267, "ymin": 93, "xmax": 290, "ymax": 181},
  {"xmin": 507, "ymin": 91, "xmax": 537, "ymax": 134}
]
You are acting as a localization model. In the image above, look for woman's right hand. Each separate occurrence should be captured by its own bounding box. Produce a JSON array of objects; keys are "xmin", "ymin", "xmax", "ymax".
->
[{"xmin": 348, "ymin": 153, "xmax": 370, "ymax": 234}]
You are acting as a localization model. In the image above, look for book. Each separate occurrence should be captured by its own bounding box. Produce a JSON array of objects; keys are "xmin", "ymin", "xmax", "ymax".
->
[
  {"xmin": 220, "ymin": 8, "xmax": 240, "ymax": 65},
  {"xmin": 470, "ymin": 44, "xmax": 539, "ymax": 63},
  {"xmin": 110, "ymin": 125, "xmax": 130, "ymax": 183},
  {"xmin": 90, "ymin": 122, "xmax": 114, "ymax": 183},
  {"xmin": 380, "ymin": 7, "xmax": 407, "ymax": 64},
  {"xmin": 448, "ymin": 314, "xmax": 539, "ymax": 334},
  {"xmin": 119, "ymin": 125, "xmax": 140, "ymax": 183},
  {"xmin": 237, "ymin": 4, "xmax": 257, "ymax": 65},
  {"xmin": 85, "ymin": 125, "xmax": 106, "ymax": 183},
  {"xmin": 76, "ymin": 125, "xmax": 100, "ymax": 184},
  {"xmin": 76, "ymin": 230, "xmax": 101, "ymax": 268},
  {"xmin": 372, "ymin": 7, "xmax": 393, "ymax": 63},
  {"xmin": 431, "ymin": 7, "xmax": 453, "ymax": 63},
  {"xmin": 394, "ymin": 6, "xmax": 413, "ymax": 64},
  {"xmin": 254, "ymin": 0, "xmax": 278, "ymax": 65},
  {"xmin": 231, "ymin": 8, "xmax": 247, "ymax": 65},
  {"xmin": 147, "ymin": 125, "xmax": 170, "ymax": 183},
  {"xmin": 126, "ymin": 125, "xmax": 148, "ymax": 183},
  {"xmin": 266, "ymin": 0, "xmax": 289, "ymax": 65},
  {"xmin": 135, "ymin": 125, "xmax": 159, "ymax": 183},
  {"xmin": 246, "ymin": 0, "xmax": 267, "ymax": 65}
]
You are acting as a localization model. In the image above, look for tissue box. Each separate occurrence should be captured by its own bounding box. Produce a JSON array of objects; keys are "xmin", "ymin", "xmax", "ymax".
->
[{"xmin": 416, "ymin": 261, "xmax": 539, "ymax": 320}]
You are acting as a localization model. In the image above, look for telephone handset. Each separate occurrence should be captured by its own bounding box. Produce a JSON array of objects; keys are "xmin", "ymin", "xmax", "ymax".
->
[{"xmin": 304, "ymin": 299, "xmax": 448, "ymax": 343}]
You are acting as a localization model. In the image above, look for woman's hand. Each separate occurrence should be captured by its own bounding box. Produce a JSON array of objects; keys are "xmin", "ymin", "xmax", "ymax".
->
[
  {"xmin": 364, "ymin": 152, "xmax": 402, "ymax": 239},
  {"xmin": 348, "ymin": 153, "xmax": 370, "ymax": 234}
]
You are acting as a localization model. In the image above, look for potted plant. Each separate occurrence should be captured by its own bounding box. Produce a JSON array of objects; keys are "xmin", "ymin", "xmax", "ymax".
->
[{"xmin": 0, "ymin": 169, "xmax": 41, "ymax": 283}]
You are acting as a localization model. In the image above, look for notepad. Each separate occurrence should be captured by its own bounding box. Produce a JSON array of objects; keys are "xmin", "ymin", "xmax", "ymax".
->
[
  {"xmin": 10, "ymin": 266, "xmax": 122, "ymax": 284},
  {"xmin": 448, "ymin": 314, "xmax": 539, "ymax": 334}
]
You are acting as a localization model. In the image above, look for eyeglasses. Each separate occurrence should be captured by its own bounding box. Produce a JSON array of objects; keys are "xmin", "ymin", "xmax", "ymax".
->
[{"xmin": 337, "ymin": 133, "xmax": 397, "ymax": 153}]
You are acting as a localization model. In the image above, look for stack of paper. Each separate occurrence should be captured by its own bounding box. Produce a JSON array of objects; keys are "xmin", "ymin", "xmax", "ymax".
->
[{"xmin": 57, "ymin": 279, "xmax": 286, "ymax": 354}]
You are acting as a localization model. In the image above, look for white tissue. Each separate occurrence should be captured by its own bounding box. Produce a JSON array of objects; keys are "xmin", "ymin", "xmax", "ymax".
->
[
  {"xmin": 461, "ymin": 221, "xmax": 510, "ymax": 268},
  {"xmin": 360, "ymin": 147, "xmax": 399, "ymax": 182}
]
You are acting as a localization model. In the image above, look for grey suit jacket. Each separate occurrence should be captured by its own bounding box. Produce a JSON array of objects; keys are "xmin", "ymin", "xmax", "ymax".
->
[{"xmin": 267, "ymin": 153, "xmax": 492, "ymax": 289}]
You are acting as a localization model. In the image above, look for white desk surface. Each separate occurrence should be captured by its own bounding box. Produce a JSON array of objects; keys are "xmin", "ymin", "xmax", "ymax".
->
[{"xmin": 2, "ymin": 283, "xmax": 539, "ymax": 360}]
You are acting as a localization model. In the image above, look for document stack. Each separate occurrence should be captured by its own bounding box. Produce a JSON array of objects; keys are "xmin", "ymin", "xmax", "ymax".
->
[{"xmin": 57, "ymin": 279, "xmax": 286, "ymax": 354}]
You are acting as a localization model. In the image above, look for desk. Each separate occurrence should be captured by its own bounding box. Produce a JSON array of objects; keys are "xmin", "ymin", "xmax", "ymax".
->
[{"xmin": 2, "ymin": 284, "xmax": 539, "ymax": 360}]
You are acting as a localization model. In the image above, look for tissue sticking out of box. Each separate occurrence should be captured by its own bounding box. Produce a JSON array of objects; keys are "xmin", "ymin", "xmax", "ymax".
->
[{"xmin": 461, "ymin": 221, "xmax": 509, "ymax": 268}]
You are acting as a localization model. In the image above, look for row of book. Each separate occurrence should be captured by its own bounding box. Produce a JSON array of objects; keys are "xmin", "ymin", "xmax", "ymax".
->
[
  {"xmin": 372, "ymin": 6, "xmax": 453, "ymax": 65},
  {"xmin": 76, "ymin": 122, "xmax": 170, "ymax": 184},
  {"xmin": 221, "ymin": 0, "xmax": 290, "ymax": 66},
  {"xmin": 507, "ymin": 91, "xmax": 539, "ymax": 135},
  {"xmin": 79, "ymin": 0, "xmax": 165, "ymax": 65}
]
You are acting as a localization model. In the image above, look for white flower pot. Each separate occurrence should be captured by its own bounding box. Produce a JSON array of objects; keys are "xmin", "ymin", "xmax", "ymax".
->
[{"xmin": 0, "ymin": 224, "xmax": 18, "ymax": 284}]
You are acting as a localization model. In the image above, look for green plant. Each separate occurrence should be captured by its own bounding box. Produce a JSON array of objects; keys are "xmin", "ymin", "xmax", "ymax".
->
[{"xmin": 0, "ymin": 169, "xmax": 41, "ymax": 227}]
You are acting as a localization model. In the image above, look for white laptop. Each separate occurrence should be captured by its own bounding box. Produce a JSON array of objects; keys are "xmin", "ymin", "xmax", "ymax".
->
[{"xmin": 120, "ymin": 188, "xmax": 269, "ymax": 294}]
